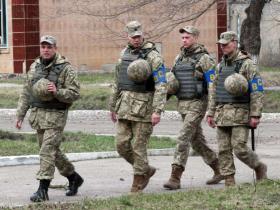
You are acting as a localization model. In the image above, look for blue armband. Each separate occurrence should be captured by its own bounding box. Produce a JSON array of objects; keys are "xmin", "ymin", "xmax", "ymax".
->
[
  {"xmin": 249, "ymin": 76, "xmax": 264, "ymax": 93},
  {"xmin": 153, "ymin": 64, "xmax": 167, "ymax": 84},
  {"xmin": 203, "ymin": 69, "xmax": 215, "ymax": 84}
]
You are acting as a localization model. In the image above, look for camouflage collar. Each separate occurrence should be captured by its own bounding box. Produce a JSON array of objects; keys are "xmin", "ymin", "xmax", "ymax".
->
[
  {"xmin": 224, "ymin": 49, "xmax": 250, "ymax": 63},
  {"xmin": 181, "ymin": 44, "xmax": 208, "ymax": 57}
]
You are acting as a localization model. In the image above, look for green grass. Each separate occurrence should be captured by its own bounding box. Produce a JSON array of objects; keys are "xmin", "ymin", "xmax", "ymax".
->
[
  {"xmin": 0, "ymin": 88, "xmax": 22, "ymax": 108},
  {"xmin": 263, "ymin": 90, "xmax": 280, "ymax": 113},
  {"xmin": 2, "ymin": 86, "xmax": 279, "ymax": 112},
  {"xmin": 260, "ymin": 66, "xmax": 280, "ymax": 72},
  {"xmin": 78, "ymin": 73, "xmax": 114, "ymax": 84},
  {"xmin": 0, "ymin": 131, "xmax": 176, "ymax": 156},
  {"xmin": 71, "ymin": 86, "xmax": 112, "ymax": 110},
  {"xmin": 0, "ymin": 73, "xmax": 114, "ymax": 85},
  {"xmin": 6, "ymin": 180, "xmax": 280, "ymax": 210}
]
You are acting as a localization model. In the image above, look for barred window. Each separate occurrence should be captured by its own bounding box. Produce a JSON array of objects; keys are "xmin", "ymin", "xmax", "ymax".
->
[{"xmin": 0, "ymin": 0, "xmax": 7, "ymax": 48}]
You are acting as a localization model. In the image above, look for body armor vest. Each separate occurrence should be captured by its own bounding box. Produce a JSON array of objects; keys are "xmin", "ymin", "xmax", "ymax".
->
[
  {"xmin": 216, "ymin": 59, "xmax": 250, "ymax": 103},
  {"xmin": 118, "ymin": 47, "xmax": 155, "ymax": 93},
  {"xmin": 174, "ymin": 52, "xmax": 207, "ymax": 100},
  {"xmin": 30, "ymin": 62, "xmax": 70, "ymax": 110}
]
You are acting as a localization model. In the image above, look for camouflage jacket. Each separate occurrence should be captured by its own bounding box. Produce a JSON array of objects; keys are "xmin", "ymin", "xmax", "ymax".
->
[
  {"xmin": 172, "ymin": 44, "xmax": 216, "ymax": 114},
  {"xmin": 16, "ymin": 53, "xmax": 80, "ymax": 129},
  {"xmin": 109, "ymin": 41, "xmax": 167, "ymax": 122},
  {"xmin": 207, "ymin": 50, "xmax": 264, "ymax": 126}
]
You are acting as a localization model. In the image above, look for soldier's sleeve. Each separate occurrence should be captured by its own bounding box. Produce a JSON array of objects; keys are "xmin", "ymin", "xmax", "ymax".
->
[
  {"xmin": 54, "ymin": 65, "xmax": 80, "ymax": 103},
  {"xmin": 108, "ymin": 62, "xmax": 121, "ymax": 112},
  {"xmin": 171, "ymin": 55, "xmax": 180, "ymax": 72},
  {"xmin": 206, "ymin": 65, "xmax": 219, "ymax": 117},
  {"xmin": 16, "ymin": 74, "xmax": 31, "ymax": 120},
  {"xmin": 147, "ymin": 50, "xmax": 167, "ymax": 115},
  {"xmin": 241, "ymin": 60, "xmax": 264, "ymax": 117},
  {"xmin": 196, "ymin": 54, "xmax": 216, "ymax": 85}
]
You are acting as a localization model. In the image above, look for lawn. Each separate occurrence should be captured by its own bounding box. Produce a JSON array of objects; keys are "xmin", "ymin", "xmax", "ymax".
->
[
  {"xmin": 0, "ymin": 86, "xmax": 278, "ymax": 112},
  {"xmin": 0, "ymin": 70, "xmax": 279, "ymax": 112},
  {"xmin": 259, "ymin": 66, "xmax": 280, "ymax": 72},
  {"xmin": 0, "ymin": 130, "xmax": 176, "ymax": 156},
  {"xmin": 5, "ymin": 180, "xmax": 280, "ymax": 210},
  {"xmin": 0, "ymin": 72, "xmax": 115, "ymax": 85}
]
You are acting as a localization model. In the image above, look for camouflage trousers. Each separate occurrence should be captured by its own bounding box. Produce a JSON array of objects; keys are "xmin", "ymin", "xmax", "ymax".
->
[
  {"xmin": 116, "ymin": 119, "xmax": 153, "ymax": 175},
  {"xmin": 173, "ymin": 112, "xmax": 217, "ymax": 168},
  {"xmin": 217, "ymin": 126, "xmax": 260, "ymax": 176},
  {"xmin": 36, "ymin": 129, "xmax": 74, "ymax": 180}
]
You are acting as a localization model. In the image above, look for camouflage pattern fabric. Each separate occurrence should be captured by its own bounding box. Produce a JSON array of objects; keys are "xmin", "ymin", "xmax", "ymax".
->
[
  {"xmin": 171, "ymin": 44, "xmax": 217, "ymax": 168},
  {"xmin": 36, "ymin": 129, "xmax": 74, "ymax": 180},
  {"xmin": 109, "ymin": 41, "xmax": 167, "ymax": 121},
  {"xmin": 127, "ymin": 58, "xmax": 152, "ymax": 83},
  {"xmin": 166, "ymin": 72, "xmax": 179, "ymax": 94},
  {"xmin": 207, "ymin": 48, "xmax": 265, "ymax": 176},
  {"xmin": 109, "ymin": 39, "xmax": 167, "ymax": 175},
  {"xmin": 207, "ymin": 50, "xmax": 264, "ymax": 126},
  {"xmin": 217, "ymin": 126, "xmax": 261, "ymax": 176},
  {"xmin": 116, "ymin": 119, "xmax": 153, "ymax": 175},
  {"xmin": 217, "ymin": 31, "xmax": 238, "ymax": 45},
  {"xmin": 224, "ymin": 73, "xmax": 248, "ymax": 96},
  {"xmin": 16, "ymin": 53, "xmax": 80, "ymax": 180},
  {"xmin": 32, "ymin": 78, "xmax": 54, "ymax": 101},
  {"xmin": 173, "ymin": 111, "xmax": 217, "ymax": 167}
]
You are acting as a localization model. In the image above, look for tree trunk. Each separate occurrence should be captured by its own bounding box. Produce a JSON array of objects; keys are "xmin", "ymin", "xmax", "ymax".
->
[{"xmin": 239, "ymin": 0, "xmax": 269, "ymax": 65}]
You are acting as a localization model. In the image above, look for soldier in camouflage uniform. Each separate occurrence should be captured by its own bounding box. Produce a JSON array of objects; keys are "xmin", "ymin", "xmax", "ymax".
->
[
  {"xmin": 206, "ymin": 31, "xmax": 267, "ymax": 186},
  {"xmin": 16, "ymin": 36, "xmax": 84, "ymax": 202},
  {"xmin": 163, "ymin": 26, "xmax": 224, "ymax": 190},
  {"xmin": 109, "ymin": 21, "xmax": 167, "ymax": 193}
]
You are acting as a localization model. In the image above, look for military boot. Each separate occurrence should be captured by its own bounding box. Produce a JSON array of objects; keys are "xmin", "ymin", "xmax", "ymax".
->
[
  {"xmin": 206, "ymin": 159, "xmax": 225, "ymax": 185},
  {"xmin": 131, "ymin": 175, "xmax": 145, "ymax": 193},
  {"xmin": 225, "ymin": 175, "xmax": 235, "ymax": 187},
  {"xmin": 141, "ymin": 166, "xmax": 156, "ymax": 190},
  {"xmin": 30, "ymin": 179, "xmax": 50, "ymax": 202},
  {"xmin": 163, "ymin": 164, "xmax": 184, "ymax": 190},
  {"xmin": 66, "ymin": 171, "xmax": 84, "ymax": 196},
  {"xmin": 255, "ymin": 162, "xmax": 267, "ymax": 181}
]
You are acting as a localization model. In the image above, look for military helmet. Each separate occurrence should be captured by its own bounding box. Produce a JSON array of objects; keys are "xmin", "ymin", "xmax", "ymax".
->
[
  {"xmin": 32, "ymin": 78, "xmax": 54, "ymax": 101},
  {"xmin": 166, "ymin": 72, "xmax": 179, "ymax": 94},
  {"xmin": 127, "ymin": 59, "xmax": 152, "ymax": 83},
  {"xmin": 224, "ymin": 73, "xmax": 248, "ymax": 96}
]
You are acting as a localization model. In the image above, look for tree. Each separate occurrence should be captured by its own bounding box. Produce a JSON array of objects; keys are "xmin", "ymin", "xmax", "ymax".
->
[
  {"xmin": 239, "ymin": 0, "xmax": 271, "ymax": 64},
  {"xmin": 43, "ymin": 0, "xmax": 218, "ymax": 41}
]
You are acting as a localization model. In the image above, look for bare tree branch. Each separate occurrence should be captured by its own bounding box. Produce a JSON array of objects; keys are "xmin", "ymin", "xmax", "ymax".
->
[{"xmin": 41, "ymin": 0, "xmax": 219, "ymax": 41}]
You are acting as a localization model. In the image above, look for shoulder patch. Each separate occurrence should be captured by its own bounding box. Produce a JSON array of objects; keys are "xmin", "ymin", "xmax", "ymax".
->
[
  {"xmin": 152, "ymin": 64, "xmax": 167, "ymax": 84},
  {"xmin": 204, "ymin": 69, "xmax": 215, "ymax": 83},
  {"xmin": 249, "ymin": 76, "xmax": 264, "ymax": 93}
]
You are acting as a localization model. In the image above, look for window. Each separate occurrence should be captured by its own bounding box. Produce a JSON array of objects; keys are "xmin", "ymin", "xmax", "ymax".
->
[{"xmin": 0, "ymin": 0, "xmax": 7, "ymax": 48}]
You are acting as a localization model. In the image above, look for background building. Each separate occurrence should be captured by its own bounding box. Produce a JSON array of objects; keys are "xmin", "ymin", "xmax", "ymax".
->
[{"xmin": 1, "ymin": 0, "xmax": 227, "ymax": 73}]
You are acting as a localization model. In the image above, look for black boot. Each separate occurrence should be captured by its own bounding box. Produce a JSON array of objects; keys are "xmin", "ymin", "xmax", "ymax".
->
[
  {"xmin": 66, "ymin": 172, "xmax": 84, "ymax": 196},
  {"xmin": 30, "ymin": 179, "xmax": 50, "ymax": 202}
]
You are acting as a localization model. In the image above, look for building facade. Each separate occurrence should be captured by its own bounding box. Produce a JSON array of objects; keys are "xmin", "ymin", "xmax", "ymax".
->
[{"xmin": 0, "ymin": 0, "xmax": 227, "ymax": 73}]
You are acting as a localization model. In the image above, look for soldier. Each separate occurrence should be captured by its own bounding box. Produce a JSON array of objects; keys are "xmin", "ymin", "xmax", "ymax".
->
[
  {"xmin": 163, "ymin": 26, "xmax": 224, "ymax": 190},
  {"xmin": 109, "ymin": 21, "xmax": 167, "ymax": 193},
  {"xmin": 206, "ymin": 31, "xmax": 267, "ymax": 186},
  {"xmin": 16, "ymin": 35, "xmax": 84, "ymax": 202}
]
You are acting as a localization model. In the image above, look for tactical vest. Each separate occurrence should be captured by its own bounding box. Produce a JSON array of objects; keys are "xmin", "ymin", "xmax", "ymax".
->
[
  {"xmin": 216, "ymin": 59, "xmax": 250, "ymax": 104},
  {"xmin": 30, "ymin": 62, "xmax": 70, "ymax": 110},
  {"xmin": 118, "ymin": 47, "xmax": 155, "ymax": 93},
  {"xmin": 173, "ymin": 52, "xmax": 207, "ymax": 100}
]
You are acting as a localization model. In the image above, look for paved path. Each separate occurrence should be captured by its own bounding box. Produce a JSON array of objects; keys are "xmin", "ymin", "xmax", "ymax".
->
[
  {"xmin": 1, "ymin": 147, "xmax": 279, "ymax": 207},
  {"xmin": 0, "ymin": 109, "xmax": 280, "ymax": 207}
]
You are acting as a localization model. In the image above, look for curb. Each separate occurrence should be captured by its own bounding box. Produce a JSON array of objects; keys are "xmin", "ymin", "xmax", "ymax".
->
[
  {"xmin": 0, "ymin": 148, "xmax": 175, "ymax": 167},
  {"xmin": 1, "ymin": 109, "xmax": 280, "ymax": 122}
]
